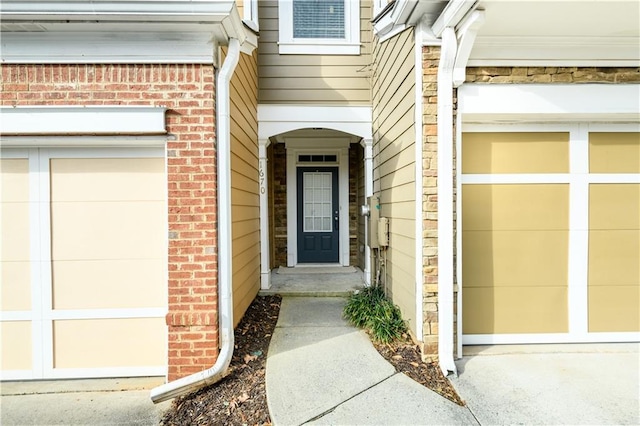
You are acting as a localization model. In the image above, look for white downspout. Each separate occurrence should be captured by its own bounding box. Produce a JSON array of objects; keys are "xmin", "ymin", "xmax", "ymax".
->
[
  {"xmin": 361, "ymin": 138, "xmax": 373, "ymax": 286},
  {"xmin": 437, "ymin": 27, "xmax": 458, "ymax": 376},
  {"xmin": 151, "ymin": 38, "xmax": 241, "ymax": 403}
]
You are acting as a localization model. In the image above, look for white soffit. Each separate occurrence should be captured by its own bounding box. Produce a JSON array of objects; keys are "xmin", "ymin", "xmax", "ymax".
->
[
  {"xmin": 458, "ymin": 84, "xmax": 640, "ymax": 123},
  {"xmin": 467, "ymin": 0, "xmax": 640, "ymax": 66},
  {"xmin": 0, "ymin": 106, "xmax": 167, "ymax": 135}
]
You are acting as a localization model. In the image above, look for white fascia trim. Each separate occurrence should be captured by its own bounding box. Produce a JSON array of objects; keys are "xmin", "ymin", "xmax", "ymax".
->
[
  {"xmin": 258, "ymin": 105, "xmax": 373, "ymax": 141},
  {"xmin": 277, "ymin": 0, "xmax": 360, "ymax": 55},
  {"xmin": 0, "ymin": 106, "xmax": 166, "ymax": 135},
  {"xmin": 458, "ymin": 84, "xmax": 640, "ymax": 123},
  {"xmin": 432, "ymin": 0, "xmax": 477, "ymax": 37},
  {"xmin": 468, "ymin": 36, "xmax": 640, "ymax": 67},
  {"xmin": 1, "ymin": 31, "xmax": 218, "ymax": 64},
  {"xmin": 0, "ymin": 1, "xmax": 236, "ymax": 22}
]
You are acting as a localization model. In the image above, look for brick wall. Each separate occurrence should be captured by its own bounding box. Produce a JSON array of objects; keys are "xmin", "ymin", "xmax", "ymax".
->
[
  {"xmin": 1, "ymin": 63, "xmax": 219, "ymax": 381},
  {"xmin": 271, "ymin": 143, "xmax": 288, "ymax": 267}
]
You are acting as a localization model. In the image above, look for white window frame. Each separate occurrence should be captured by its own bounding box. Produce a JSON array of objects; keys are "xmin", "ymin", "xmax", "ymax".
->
[{"xmin": 278, "ymin": 0, "xmax": 360, "ymax": 55}]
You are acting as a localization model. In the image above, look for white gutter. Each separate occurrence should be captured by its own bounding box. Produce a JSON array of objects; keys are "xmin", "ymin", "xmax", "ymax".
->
[
  {"xmin": 151, "ymin": 37, "xmax": 241, "ymax": 404},
  {"xmin": 436, "ymin": 26, "xmax": 458, "ymax": 376}
]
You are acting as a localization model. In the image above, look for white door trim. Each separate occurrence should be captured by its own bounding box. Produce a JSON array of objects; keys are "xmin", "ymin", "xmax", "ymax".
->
[{"xmin": 284, "ymin": 141, "xmax": 350, "ymax": 267}]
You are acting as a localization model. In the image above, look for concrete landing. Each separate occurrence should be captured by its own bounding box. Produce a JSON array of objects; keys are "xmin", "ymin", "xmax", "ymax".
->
[{"xmin": 265, "ymin": 297, "xmax": 477, "ymax": 425}]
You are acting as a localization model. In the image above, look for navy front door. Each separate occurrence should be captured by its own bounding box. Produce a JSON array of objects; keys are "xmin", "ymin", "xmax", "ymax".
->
[{"xmin": 297, "ymin": 167, "xmax": 339, "ymax": 263}]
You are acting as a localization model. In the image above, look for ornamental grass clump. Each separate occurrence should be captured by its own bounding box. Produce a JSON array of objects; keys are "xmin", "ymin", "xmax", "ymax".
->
[{"xmin": 343, "ymin": 285, "xmax": 407, "ymax": 343}]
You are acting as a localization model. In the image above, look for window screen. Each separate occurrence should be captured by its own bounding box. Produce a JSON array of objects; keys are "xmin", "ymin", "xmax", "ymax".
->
[{"xmin": 293, "ymin": 0, "xmax": 345, "ymax": 39}]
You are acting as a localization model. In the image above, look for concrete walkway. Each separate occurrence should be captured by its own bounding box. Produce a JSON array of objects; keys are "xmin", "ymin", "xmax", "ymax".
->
[
  {"xmin": 266, "ymin": 296, "xmax": 640, "ymax": 426},
  {"xmin": 0, "ymin": 377, "xmax": 170, "ymax": 425},
  {"xmin": 265, "ymin": 297, "xmax": 477, "ymax": 425}
]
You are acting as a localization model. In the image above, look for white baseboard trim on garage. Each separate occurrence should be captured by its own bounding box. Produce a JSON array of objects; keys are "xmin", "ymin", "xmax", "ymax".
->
[{"xmin": 463, "ymin": 332, "xmax": 640, "ymax": 346}]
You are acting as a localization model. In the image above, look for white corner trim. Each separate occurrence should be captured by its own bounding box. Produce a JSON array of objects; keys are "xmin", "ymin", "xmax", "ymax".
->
[
  {"xmin": 259, "ymin": 139, "xmax": 271, "ymax": 289},
  {"xmin": 458, "ymin": 84, "xmax": 640, "ymax": 123},
  {"xmin": 414, "ymin": 27, "xmax": 424, "ymax": 341},
  {"xmin": 0, "ymin": 106, "xmax": 166, "ymax": 135}
]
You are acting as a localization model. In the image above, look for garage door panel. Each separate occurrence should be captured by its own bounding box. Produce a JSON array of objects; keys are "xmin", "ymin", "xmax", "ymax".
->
[
  {"xmin": 50, "ymin": 158, "xmax": 165, "ymax": 201},
  {"xmin": 462, "ymin": 132, "xmax": 570, "ymax": 174},
  {"xmin": 588, "ymin": 286, "xmax": 640, "ymax": 332},
  {"xmin": 51, "ymin": 201, "xmax": 164, "ymax": 260},
  {"xmin": 1, "ymin": 322, "xmax": 32, "ymax": 370},
  {"xmin": 589, "ymin": 230, "xmax": 640, "ymax": 286},
  {"xmin": 463, "ymin": 230, "xmax": 568, "ymax": 288},
  {"xmin": 462, "ymin": 185, "xmax": 569, "ymax": 231},
  {"xmin": 1, "ymin": 158, "xmax": 29, "ymax": 201},
  {"xmin": 2, "ymin": 262, "xmax": 31, "ymax": 311},
  {"xmin": 590, "ymin": 184, "xmax": 640, "ymax": 230},
  {"xmin": 590, "ymin": 132, "xmax": 640, "ymax": 174},
  {"xmin": 1, "ymin": 203, "xmax": 30, "ymax": 262},
  {"xmin": 52, "ymin": 259, "xmax": 165, "ymax": 310},
  {"xmin": 463, "ymin": 287, "xmax": 568, "ymax": 334},
  {"xmin": 53, "ymin": 318, "xmax": 165, "ymax": 369}
]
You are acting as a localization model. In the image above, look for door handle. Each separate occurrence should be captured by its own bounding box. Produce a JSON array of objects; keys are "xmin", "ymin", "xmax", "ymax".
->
[{"xmin": 334, "ymin": 211, "xmax": 338, "ymax": 231}]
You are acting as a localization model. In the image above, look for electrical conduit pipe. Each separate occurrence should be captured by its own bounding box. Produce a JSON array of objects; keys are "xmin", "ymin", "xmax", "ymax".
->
[{"xmin": 151, "ymin": 38, "xmax": 241, "ymax": 403}]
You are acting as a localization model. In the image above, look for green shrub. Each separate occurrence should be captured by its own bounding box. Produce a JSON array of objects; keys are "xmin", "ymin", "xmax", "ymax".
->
[{"xmin": 343, "ymin": 286, "xmax": 407, "ymax": 343}]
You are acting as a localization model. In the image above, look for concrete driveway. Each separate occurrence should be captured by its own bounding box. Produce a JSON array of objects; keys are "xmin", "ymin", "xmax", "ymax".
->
[
  {"xmin": 451, "ymin": 343, "xmax": 640, "ymax": 425},
  {"xmin": 0, "ymin": 377, "xmax": 171, "ymax": 426}
]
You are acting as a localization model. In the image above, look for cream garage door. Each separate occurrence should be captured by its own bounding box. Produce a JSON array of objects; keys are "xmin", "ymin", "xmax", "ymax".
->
[
  {"xmin": 1, "ymin": 149, "xmax": 166, "ymax": 380},
  {"xmin": 461, "ymin": 130, "xmax": 639, "ymax": 344}
]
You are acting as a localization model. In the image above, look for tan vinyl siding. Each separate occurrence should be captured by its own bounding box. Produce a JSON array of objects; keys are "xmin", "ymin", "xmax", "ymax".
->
[
  {"xmin": 371, "ymin": 27, "xmax": 417, "ymax": 333},
  {"xmin": 257, "ymin": 0, "xmax": 372, "ymax": 104},
  {"xmin": 230, "ymin": 49, "xmax": 261, "ymax": 326}
]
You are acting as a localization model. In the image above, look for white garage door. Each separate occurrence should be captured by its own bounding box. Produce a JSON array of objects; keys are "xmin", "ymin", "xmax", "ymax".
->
[{"xmin": 1, "ymin": 148, "xmax": 166, "ymax": 380}]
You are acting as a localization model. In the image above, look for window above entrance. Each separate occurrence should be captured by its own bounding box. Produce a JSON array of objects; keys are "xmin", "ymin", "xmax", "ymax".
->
[{"xmin": 278, "ymin": 0, "xmax": 360, "ymax": 55}]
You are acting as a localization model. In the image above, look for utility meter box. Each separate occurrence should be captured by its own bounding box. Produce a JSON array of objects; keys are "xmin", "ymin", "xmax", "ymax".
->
[{"xmin": 367, "ymin": 196, "xmax": 380, "ymax": 249}]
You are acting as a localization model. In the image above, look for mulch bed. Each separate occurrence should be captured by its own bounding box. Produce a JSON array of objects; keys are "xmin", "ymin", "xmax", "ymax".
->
[{"xmin": 160, "ymin": 294, "xmax": 463, "ymax": 426}]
